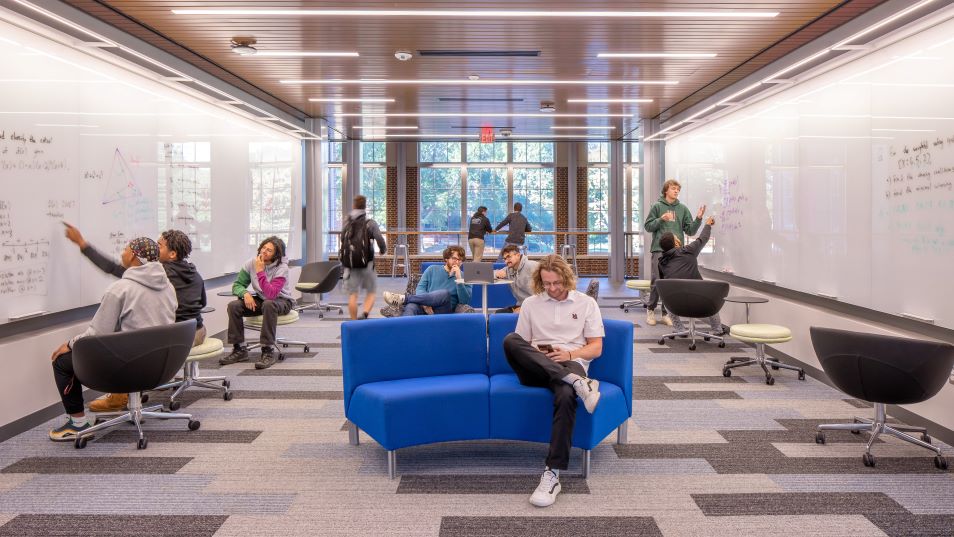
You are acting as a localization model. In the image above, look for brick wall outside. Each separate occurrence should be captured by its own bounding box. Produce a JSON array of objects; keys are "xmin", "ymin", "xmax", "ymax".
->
[
  {"xmin": 554, "ymin": 167, "xmax": 568, "ymax": 255},
  {"xmin": 405, "ymin": 167, "xmax": 419, "ymax": 255},
  {"xmin": 385, "ymin": 166, "xmax": 398, "ymax": 255},
  {"xmin": 576, "ymin": 167, "xmax": 589, "ymax": 254}
]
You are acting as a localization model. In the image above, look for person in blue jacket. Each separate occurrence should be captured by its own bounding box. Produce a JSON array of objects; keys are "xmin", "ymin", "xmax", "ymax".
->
[{"xmin": 383, "ymin": 245, "xmax": 472, "ymax": 316}]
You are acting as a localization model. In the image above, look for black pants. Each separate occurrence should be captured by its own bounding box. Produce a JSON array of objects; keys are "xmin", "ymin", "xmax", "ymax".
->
[
  {"xmin": 227, "ymin": 296, "xmax": 293, "ymax": 347},
  {"xmin": 494, "ymin": 304, "xmax": 519, "ymax": 314},
  {"xmin": 646, "ymin": 251, "xmax": 667, "ymax": 314},
  {"xmin": 52, "ymin": 351, "xmax": 85, "ymax": 415},
  {"xmin": 503, "ymin": 333, "xmax": 585, "ymax": 470}
]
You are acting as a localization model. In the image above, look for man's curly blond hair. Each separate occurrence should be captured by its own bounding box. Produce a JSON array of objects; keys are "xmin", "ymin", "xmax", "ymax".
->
[{"xmin": 531, "ymin": 254, "xmax": 577, "ymax": 295}]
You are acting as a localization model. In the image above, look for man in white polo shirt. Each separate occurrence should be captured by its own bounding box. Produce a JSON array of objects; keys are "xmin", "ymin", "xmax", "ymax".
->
[{"xmin": 501, "ymin": 254, "xmax": 604, "ymax": 508}]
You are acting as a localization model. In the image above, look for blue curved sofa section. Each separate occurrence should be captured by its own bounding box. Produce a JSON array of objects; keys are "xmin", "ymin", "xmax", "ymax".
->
[
  {"xmin": 342, "ymin": 313, "xmax": 634, "ymax": 478},
  {"xmin": 419, "ymin": 261, "xmax": 515, "ymax": 309}
]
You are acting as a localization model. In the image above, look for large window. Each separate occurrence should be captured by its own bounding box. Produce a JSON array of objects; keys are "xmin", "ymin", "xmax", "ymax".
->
[
  {"xmin": 419, "ymin": 167, "xmax": 462, "ymax": 253},
  {"xmin": 324, "ymin": 141, "xmax": 344, "ymax": 255},
  {"xmin": 513, "ymin": 168, "xmax": 555, "ymax": 253},
  {"xmin": 626, "ymin": 142, "xmax": 643, "ymax": 272},
  {"xmin": 248, "ymin": 142, "xmax": 295, "ymax": 247},
  {"xmin": 587, "ymin": 168, "xmax": 610, "ymax": 253},
  {"xmin": 157, "ymin": 141, "xmax": 212, "ymax": 251},
  {"xmin": 418, "ymin": 141, "xmax": 556, "ymax": 254},
  {"xmin": 360, "ymin": 142, "xmax": 387, "ymax": 228}
]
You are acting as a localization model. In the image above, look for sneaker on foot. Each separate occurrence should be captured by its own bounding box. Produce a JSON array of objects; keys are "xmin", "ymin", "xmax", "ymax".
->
[
  {"xmin": 383, "ymin": 291, "xmax": 405, "ymax": 308},
  {"xmin": 219, "ymin": 346, "xmax": 249, "ymax": 365},
  {"xmin": 661, "ymin": 314, "xmax": 674, "ymax": 327},
  {"xmin": 255, "ymin": 347, "xmax": 282, "ymax": 370},
  {"xmin": 89, "ymin": 393, "xmax": 128, "ymax": 413},
  {"xmin": 360, "ymin": 311, "xmax": 369, "ymax": 320},
  {"xmin": 49, "ymin": 416, "xmax": 94, "ymax": 442},
  {"xmin": 529, "ymin": 469, "xmax": 561, "ymax": 507},
  {"xmin": 646, "ymin": 310, "xmax": 657, "ymax": 326},
  {"xmin": 573, "ymin": 377, "xmax": 601, "ymax": 414}
]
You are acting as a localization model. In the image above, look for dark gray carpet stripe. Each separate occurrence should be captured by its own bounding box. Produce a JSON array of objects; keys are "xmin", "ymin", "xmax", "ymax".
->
[
  {"xmin": 692, "ymin": 492, "xmax": 908, "ymax": 516},
  {"xmin": 397, "ymin": 475, "xmax": 590, "ymax": 495},
  {"xmin": 634, "ymin": 377, "xmax": 743, "ymax": 400},
  {"xmin": 98, "ymin": 430, "xmax": 262, "ymax": 444},
  {"xmin": 151, "ymin": 390, "xmax": 344, "ymax": 408},
  {"xmin": 1, "ymin": 457, "xmax": 192, "ymax": 474},
  {"xmin": 865, "ymin": 513, "xmax": 954, "ymax": 537},
  {"xmin": 614, "ymin": 419, "xmax": 951, "ymax": 474},
  {"xmin": 340, "ymin": 421, "xmax": 351, "ymax": 431},
  {"xmin": 439, "ymin": 516, "xmax": 662, "ymax": 537},
  {"xmin": 844, "ymin": 398, "xmax": 874, "ymax": 408},
  {"xmin": 0, "ymin": 514, "xmax": 227, "ymax": 537},
  {"xmin": 238, "ymin": 368, "xmax": 342, "ymax": 376},
  {"xmin": 642, "ymin": 375, "xmax": 746, "ymax": 384},
  {"xmin": 649, "ymin": 344, "xmax": 746, "ymax": 354}
]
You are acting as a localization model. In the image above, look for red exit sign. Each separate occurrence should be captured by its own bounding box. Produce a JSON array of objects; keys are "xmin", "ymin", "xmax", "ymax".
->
[{"xmin": 480, "ymin": 127, "xmax": 495, "ymax": 143}]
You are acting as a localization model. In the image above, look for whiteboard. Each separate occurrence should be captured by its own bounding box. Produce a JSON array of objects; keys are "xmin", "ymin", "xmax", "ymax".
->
[
  {"xmin": 0, "ymin": 18, "xmax": 302, "ymax": 323},
  {"xmin": 666, "ymin": 14, "xmax": 954, "ymax": 330}
]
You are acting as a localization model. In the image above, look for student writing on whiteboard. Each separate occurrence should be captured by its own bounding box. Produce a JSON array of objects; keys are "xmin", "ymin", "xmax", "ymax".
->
[
  {"xmin": 63, "ymin": 225, "xmax": 209, "ymax": 413},
  {"xmin": 48, "ymin": 238, "xmax": 176, "ymax": 442},
  {"xmin": 658, "ymin": 217, "xmax": 724, "ymax": 335},
  {"xmin": 219, "ymin": 237, "xmax": 293, "ymax": 370},
  {"xmin": 643, "ymin": 179, "xmax": 706, "ymax": 327}
]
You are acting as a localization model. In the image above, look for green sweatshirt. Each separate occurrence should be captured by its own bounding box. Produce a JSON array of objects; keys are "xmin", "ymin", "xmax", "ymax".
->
[{"xmin": 643, "ymin": 196, "xmax": 703, "ymax": 253}]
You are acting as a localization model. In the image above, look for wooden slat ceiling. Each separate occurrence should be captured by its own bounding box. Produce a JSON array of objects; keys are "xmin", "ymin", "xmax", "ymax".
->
[{"xmin": 61, "ymin": 0, "xmax": 889, "ymax": 140}]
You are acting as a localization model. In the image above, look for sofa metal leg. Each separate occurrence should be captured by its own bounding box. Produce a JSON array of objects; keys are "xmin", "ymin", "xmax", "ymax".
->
[
  {"xmin": 348, "ymin": 421, "xmax": 360, "ymax": 446},
  {"xmin": 581, "ymin": 449, "xmax": 591, "ymax": 478},
  {"xmin": 387, "ymin": 450, "xmax": 396, "ymax": 480},
  {"xmin": 617, "ymin": 420, "xmax": 629, "ymax": 445}
]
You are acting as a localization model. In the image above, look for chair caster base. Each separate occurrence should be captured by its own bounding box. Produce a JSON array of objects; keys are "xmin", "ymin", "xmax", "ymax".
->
[
  {"xmin": 815, "ymin": 432, "xmax": 825, "ymax": 445},
  {"xmin": 863, "ymin": 452, "xmax": 876, "ymax": 467},
  {"xmin": 137, "ymin": 438, "xmax": 148, "ymax": 450}
]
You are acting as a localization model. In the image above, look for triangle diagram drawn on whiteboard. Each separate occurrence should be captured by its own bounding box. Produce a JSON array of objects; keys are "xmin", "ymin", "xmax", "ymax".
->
[{"xmin": 102, "ymin": 148, "xmax": 142, "ymax": 205}]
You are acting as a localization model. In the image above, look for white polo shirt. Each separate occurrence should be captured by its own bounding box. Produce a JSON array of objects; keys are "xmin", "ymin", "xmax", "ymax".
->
[{"xmin": 515, "ymin": 289, "xmax": 605, "ymax": 373}]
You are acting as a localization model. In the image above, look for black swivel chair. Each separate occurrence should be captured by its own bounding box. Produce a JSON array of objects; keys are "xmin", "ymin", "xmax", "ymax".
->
[
  {"xmin": 71, "ymin": 320, "xmax": 201, "ymax": 450},
  {"xmin": 296, "ymin": 261, "xmax": 344, "ymax": 318},
  {"xmin": 810, "ymin": 326, "xmax": 954, "ymax": 469},
  {"xmin": 655, "ymin": 279, "xmax": 729, "ymax": 350}
]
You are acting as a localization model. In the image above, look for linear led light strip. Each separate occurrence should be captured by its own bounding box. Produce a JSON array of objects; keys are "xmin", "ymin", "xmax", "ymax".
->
[
  {"xmin": 337, "ymin": 113, "xmax": 630, "ymax": 118},
  {"xmin": 10, "ymin": 0, "xmax": 322, "ymax": 140},
  {"xmin": 652, "ymin": 0, "xmax": 941, "ymax": 141},
  {"xmin": 567, "ymin": 98, "xmax": 653, "ymax": 103},
  {"xmin": 551, "ymin": 126, "xmax": 615, "ymax": 130},
  {"xmin": 598, "ymin": 52, "xmax": 717, "ymax": 58},
  {"xmin": 353, "ymin": 125, "xmax": 418, "ymax": 129},
  {"xmin": 285, "ymin": 79, "xmax": 676, "ymax": 85},
  {"xmin": 172, "ymin": 9, "xmax": 779, "ymax": 18},
  {"xmin": 311, "ymin": 98, "xmax": 395, "ymax": 102}
]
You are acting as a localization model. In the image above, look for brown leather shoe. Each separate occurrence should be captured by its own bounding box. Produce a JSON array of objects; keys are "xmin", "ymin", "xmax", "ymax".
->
[{"xmin": 89, "ymin": 393, "xmax": 128, "ymax": 412}]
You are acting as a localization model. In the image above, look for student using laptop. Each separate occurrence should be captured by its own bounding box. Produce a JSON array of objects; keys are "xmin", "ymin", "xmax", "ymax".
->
[
  {"xmin": 384, "ymin": 245, "xmax": 472, "ymax": 316},
  {"xmin": 494, "ymin": 244, "xmax": 539, "ymax": 314}
]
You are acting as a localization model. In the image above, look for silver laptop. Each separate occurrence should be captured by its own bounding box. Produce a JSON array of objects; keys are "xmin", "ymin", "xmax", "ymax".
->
[{"xmin": 462, "ymin": 262, "xmax": 496, "ymax": 284}]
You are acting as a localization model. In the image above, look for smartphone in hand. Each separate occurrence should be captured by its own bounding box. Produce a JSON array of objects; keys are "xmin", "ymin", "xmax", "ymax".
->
[{"xmin": 537, "ymin": 344, "xmax": 554, "ymax": 353}]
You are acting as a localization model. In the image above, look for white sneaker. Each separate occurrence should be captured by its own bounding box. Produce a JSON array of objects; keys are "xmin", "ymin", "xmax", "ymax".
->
[
  {"xmin": 573, "ymin": 377, "xmax": 601, "ymax": 414},
  {"xmin": 529, "ymin": 469, "xmax": 561, "ymax": 507},
  {"xmin": 383, "ymin": 291, "xmax": 405, "ymax": 308},
  {"xmin": 661, "ymin": 314, "xmax": 673, "ymax": 327},
  {"xmin": 646, "ymin": 310, "xmax": 657, "ymax": 326}
]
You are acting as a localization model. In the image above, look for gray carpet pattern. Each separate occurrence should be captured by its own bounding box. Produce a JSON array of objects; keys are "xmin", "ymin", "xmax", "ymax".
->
[{"xmin": 1, "ymin": 278, "xmax": 952, "ymax": 536}]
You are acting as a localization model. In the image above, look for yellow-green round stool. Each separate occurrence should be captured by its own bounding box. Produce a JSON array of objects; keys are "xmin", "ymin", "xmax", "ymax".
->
[
  {"xmin": 154, "ymin": 337, "xmax": 233, "ymax": 411},
  {"xmin": 724, "ymin": 324, "xmax": 805, "ymax": 385},
  {"xmin": 620, "ymin": 280, "xmax": 651, "ymax": 312},
  {"xmin": 246, "ymin": 309, "xmax": 310, "ymax": 353}
]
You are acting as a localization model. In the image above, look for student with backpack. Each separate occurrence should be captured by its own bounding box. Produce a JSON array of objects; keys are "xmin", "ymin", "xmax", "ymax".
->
[{"xmin": 340, "ymin": 195, "xmax": 387, "ymax": 320}]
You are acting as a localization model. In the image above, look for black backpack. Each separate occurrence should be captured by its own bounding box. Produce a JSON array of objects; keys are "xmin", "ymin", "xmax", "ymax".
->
[{"xmin": 339, "ymin": 214, "xmax": 372, "ymax": 269}]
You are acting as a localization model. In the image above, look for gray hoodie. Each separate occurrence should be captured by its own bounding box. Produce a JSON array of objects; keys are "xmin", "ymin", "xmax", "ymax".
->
[
  {"xmin": 505, "ymin": 256, "xmax": 540, "ymax": 305},
  {"xmin": 70, "ymin": 261, "xmax": 177, "ymax": 347}
]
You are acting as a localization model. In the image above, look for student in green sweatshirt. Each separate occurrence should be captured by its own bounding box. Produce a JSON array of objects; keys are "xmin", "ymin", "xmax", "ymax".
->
[{"xmin": 643, "ymin": 179, "xmax": 706, "ymax": 326}]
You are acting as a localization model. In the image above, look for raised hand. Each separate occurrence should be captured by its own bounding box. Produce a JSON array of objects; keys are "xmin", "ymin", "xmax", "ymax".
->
[{"xmin": 696, "ymin": 205, "xmax": 707, "ymax": 219}]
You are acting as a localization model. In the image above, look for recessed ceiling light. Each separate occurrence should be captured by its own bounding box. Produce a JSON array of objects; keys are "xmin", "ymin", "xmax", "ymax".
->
[
  {"xmin": 598, "ymin": 52, "xmax": 717, "ymax": 58},
  {"xmin": 173, "ymin": 9, "xmax": 779, "ymax": 19},
  {"xmin": 567, "ymin": 98, "xmax": 653, "ymax": 103},
  {"xmin": 230, "ymin": 37, "xmax": 257, "ymax": 55},
  {"xmin": 353, "ymin": 125, "xmax": 419, "ymax": 129},
  {"xmin": 253, "ymin": 51, "xmax": 359, "ymax": 57},
  {"xmin": 309, "ymin": 98, "xmax": 395, "ymax": 102},
  {"xmin": 337, "ymin": 112, "xmax": 630, "ymax": 118},
  {"xmin": 551, "ymin": 126, "xmax": 615, "ymax": 130},
  {"xmin": 468, "ymin": 74, "xmax": 480, "ymax": 81},
  {"xmin": 281, "ymin": 78, "xmax": 677, "ymax": 85},
  {"xmin": 539, "ymin": 102, "xmax": 556, "ymax": 113}
]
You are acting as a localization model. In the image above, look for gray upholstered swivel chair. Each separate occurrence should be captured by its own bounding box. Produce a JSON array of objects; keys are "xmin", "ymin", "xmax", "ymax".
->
[
  {"xmin": 71, "ymin": 320, "xmax": 201, "ymax": 450},
  {"xmin": 810, "ymin": 327, "xmax": 954, "ymax": 469},
  {"xmin": 655, "ymin": 279, "xmax": 728, "ymax": 350},
  {"xmin": 296, "ymin": 261, "xmax": 344, "ymax": 318}
]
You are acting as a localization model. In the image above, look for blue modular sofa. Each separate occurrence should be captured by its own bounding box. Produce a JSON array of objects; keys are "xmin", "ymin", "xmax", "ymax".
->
[
  {"xmin": 342, "ymin": 313, "xmax": 634, "ymax": 478},
  {"xmin": 419, "ymin": 261, "xmax": 516, "ymax": 309}
]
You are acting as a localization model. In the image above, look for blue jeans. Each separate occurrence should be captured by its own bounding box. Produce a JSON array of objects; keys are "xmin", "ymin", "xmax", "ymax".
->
[{"xmin": 402, "ymin": 289, "xmax": 455, "ymax": 316}]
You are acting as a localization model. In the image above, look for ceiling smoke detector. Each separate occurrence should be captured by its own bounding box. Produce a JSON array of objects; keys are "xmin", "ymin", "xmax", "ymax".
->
[
  {"xmin": 394, "ymin": 50, "xmax": 413, "ymax": 61},
  {"xmin": 230, "ymin": 37, "xmax": 258, "ymax": 56},
  {"xmin": 539, "ymin": 101, "xmax": 556, "ymax": 113},
  {"xmin": 499, "ymin": 128, "xmax": 513, "ymax": 137}
]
